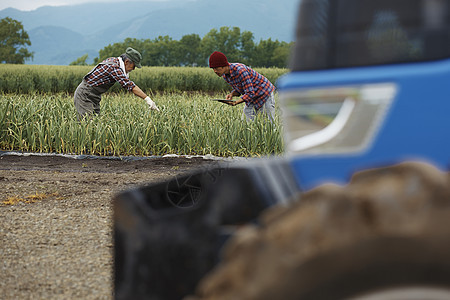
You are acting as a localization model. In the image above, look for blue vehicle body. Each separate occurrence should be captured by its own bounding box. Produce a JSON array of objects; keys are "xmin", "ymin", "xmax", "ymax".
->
[{"xmin": 278, "ymin": 59, "xmax": 450, "ymax": 191}]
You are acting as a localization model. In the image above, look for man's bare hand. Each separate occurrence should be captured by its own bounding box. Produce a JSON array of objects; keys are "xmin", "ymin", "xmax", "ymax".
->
[{"xmin": 223, "ymin": 100, "xmax": 235, "ymax": 106}]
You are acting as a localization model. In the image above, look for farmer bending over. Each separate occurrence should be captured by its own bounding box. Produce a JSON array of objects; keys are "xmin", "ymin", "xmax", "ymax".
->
[
  {"xmin": 209, "ymin": 51, "xmax": 275, "ymax": 121},
  {"xmin": 74, "ymin": 47, "xmax": 159, "ymax": 120}
]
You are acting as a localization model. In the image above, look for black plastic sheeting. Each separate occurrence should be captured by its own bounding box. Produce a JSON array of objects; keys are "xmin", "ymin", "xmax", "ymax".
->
[{"xmin": 0, "ymin": 150, "xmax": 228, "ymax": 162}]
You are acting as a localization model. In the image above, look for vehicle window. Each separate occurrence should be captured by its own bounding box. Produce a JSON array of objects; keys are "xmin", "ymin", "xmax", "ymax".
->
[{"xmin": 290, "ymin": 0, "xmax": 450, "ymax": 70}]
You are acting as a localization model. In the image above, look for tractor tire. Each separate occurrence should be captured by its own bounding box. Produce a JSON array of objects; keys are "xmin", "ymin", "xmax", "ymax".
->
[{"xmin": 188, "ymin": 161, "xmax": 450, "ymax": 300}]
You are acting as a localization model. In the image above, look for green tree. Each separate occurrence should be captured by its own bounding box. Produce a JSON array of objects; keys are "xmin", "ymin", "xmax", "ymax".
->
[
  {"xmin": 271, "ymin": 42, "xmax": 293, "ymax": 68},
  {"xmin": 201, "ymin": 27, "xmax": 243, "ymax": 63},
  {"xmin": 240, "ymin": 31, "xmax": 256, "ymax": 65},
  {"xmin": 177, "ymin": 34, "xmax": 203, "ymax": 66},
  {"xmin": 92, "ymin": 27, "xmax": 292, "ymax": 68},
  {"xmin": 252, "ymin": 38, "xmax": 292, "ymax": 68},
  {"xmin": 94, "ymin": 38, "xmax": 145, "ymax": 64},
  {"xmin": 145, "ymin": 36, "xmax": 178, "ymax": 66},
  {"xmin": 70, "ymin": 54, "xmax": 89, "ymax": 66},
  {"xmin": 0, "ymin": 17, "xmax": 33, "ymax": 64},
  {"xmin": 93, "ymin": 43, "xmax": 123, "ymax": 64}
]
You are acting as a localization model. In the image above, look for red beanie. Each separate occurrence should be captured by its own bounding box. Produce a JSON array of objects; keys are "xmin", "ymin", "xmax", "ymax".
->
[{"xmin": 209, "ymin": 51, "xmax": 229, "ymax": 68}]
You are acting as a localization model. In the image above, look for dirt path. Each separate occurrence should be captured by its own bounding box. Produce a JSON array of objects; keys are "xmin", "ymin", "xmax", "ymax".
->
[{"xmin": 0, "ymin": 154, "xmax": 217, "ymax": 300}]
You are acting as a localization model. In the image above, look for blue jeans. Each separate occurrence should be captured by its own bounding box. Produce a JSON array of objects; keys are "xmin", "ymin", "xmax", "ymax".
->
[{"xmin": 243, "ymin": 92, "xmax": 276, "ymax": 122}]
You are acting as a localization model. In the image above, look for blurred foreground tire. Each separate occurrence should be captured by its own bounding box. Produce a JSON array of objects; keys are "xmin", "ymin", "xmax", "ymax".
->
[
  {"xmin": 190, "ymin": 161, "xmax": 450, "ymax": 300},
  {"xmin": 113, "ymin": 159, "xmax": 300, "ymax": 300}
]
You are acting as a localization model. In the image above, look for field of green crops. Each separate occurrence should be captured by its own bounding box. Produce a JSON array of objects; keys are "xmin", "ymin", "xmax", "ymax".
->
[
  {"xmin": 0, "ymin": 64, "xmax": 288, "ymax": 94},
  {"xmin": 0, "ymin": 65, "xmax": 286, "ymax": 157}
]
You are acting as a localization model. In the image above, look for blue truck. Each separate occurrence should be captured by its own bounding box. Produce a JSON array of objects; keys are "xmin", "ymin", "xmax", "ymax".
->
[{"xmin": 114, "ymin": 0, "xmax": 450, "ymax": 299}]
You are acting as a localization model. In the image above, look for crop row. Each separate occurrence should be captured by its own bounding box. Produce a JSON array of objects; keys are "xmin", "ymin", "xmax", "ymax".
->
[
  {"xmin": 0, "ymin": 93, "xmax": 284, "ymax": 157},
  {"xmin": 0, "ymin": 64, "xmax": 288, "ymax": 94}
]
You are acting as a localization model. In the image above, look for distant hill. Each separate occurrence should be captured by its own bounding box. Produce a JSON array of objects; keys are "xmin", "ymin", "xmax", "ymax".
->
[{"xmin": 0, "ymin": 0, "xmax": 298, "ymax": 65}]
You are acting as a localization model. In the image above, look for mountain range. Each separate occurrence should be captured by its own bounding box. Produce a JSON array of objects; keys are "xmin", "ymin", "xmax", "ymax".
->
[{"xmin": 0, "ymin": 0, "xmax": 299, "ymax": 65}]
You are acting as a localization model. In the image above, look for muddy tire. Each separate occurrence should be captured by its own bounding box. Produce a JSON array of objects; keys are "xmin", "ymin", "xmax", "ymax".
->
[
  {"xmin": 278, "ymin": 235, "xmax": 450, "ymax": 300},
  {"xmin": 190, "ymin": 161, "xmax": 450, "ymax": 300}
]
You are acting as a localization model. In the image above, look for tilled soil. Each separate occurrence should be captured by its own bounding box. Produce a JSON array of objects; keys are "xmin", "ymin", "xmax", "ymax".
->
[
  {"xmin": 5, "ymin": 156, "xmax": 450, "ymax": 300},
  {"xmin": 0, "ymin": 154, "xmax": 218, "ymax": 300}
]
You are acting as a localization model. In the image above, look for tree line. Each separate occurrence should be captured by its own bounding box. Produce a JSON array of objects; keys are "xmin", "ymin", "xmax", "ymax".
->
[
  {"xmin": 0, "ymin": 17, "xmax": 292, "ymax": 68},
  {"xmin": 0, "ymin": 17, "xmax": 33, "ymax": 64},
  {"xmin": 75, "ymin": 26, "xmax": 293, "ymax": 68}
]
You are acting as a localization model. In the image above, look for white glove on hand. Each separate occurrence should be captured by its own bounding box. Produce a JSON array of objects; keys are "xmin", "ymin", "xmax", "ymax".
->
[{"xmin": 145, "ymin": 96, "xmax": 160, "ymax": 111}]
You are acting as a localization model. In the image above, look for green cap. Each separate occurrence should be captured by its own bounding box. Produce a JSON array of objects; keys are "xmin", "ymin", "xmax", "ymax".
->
[{"xmin": 125, "ymin": 47, "xmax": 142, "ymax": 68}]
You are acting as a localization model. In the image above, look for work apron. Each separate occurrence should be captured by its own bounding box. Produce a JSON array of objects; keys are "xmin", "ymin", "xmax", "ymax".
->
[{"xmin": 74, "ymin": 60, "xmax": 117, "ymax": 120}]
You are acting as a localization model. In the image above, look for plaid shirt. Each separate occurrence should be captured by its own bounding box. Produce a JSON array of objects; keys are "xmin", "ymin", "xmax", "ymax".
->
[
  {"xmin": 223, "ymin": 63, "xmax": 275, "ymax": 110},
  {"xmin": 84, "ymin": 57, "xmax": 136, "ymax": 92}
]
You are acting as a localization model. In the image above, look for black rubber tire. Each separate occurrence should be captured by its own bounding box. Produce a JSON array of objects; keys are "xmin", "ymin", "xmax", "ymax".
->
[
  {"xmin": 279, "ymin": 234, "xmax": 450, "ymax": 300},
  {"xmin": 192, "ymin": 162, "xmax": 450, "ymax": 300}
]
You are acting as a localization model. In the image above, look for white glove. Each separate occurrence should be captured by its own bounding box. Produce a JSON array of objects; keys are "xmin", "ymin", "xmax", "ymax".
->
[{"xmin": 145, "ymin": 96, "xmax": 160, "ymax": 111}]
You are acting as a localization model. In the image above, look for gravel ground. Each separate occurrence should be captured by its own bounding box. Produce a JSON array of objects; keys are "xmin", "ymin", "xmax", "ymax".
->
[{"xmin": 0, "ymin": 154, "xmax": 217, "ymax": 300}]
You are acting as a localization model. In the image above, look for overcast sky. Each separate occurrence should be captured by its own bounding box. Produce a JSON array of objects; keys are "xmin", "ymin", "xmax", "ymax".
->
[{"xmin": 0, "ymin": 0, "xmax": 168, "ymax": 11}]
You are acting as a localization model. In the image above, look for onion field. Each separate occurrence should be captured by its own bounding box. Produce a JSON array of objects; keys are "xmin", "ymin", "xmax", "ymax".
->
[
  {"xmin": 0, "ymin": 92, "xmax": 283, "ymax": 157},
  {"xmin": 0, "ymin": 65, "xmax": 286, "ymax": 157}
]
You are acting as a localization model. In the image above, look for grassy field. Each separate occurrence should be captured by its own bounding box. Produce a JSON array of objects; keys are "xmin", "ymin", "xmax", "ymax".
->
[
  {"xmin": 0, "ymin": 92, "xmax": 283, "ymax": 157},
  {"xmin": 0, "ymin": 65, "xmax": 286, "ymax": 157},
  {"xmin": 0, "ymin": 64, "xmax": 288, "ymax": 94}
]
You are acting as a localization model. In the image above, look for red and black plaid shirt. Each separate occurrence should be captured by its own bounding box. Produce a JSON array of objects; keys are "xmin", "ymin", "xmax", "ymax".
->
[
  {"xmin": 223, "ymin": 63, "xmax": 275, "ymax": 109},
  {"xmin": 84, "ymin": 57, "xmax": 136, "ymax": 92}
]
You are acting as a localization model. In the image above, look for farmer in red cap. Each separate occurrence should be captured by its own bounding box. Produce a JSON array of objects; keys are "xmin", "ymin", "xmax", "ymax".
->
[{"xmin": 209, "ymin": 51, "xmax": 276, "ymax": 121}]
